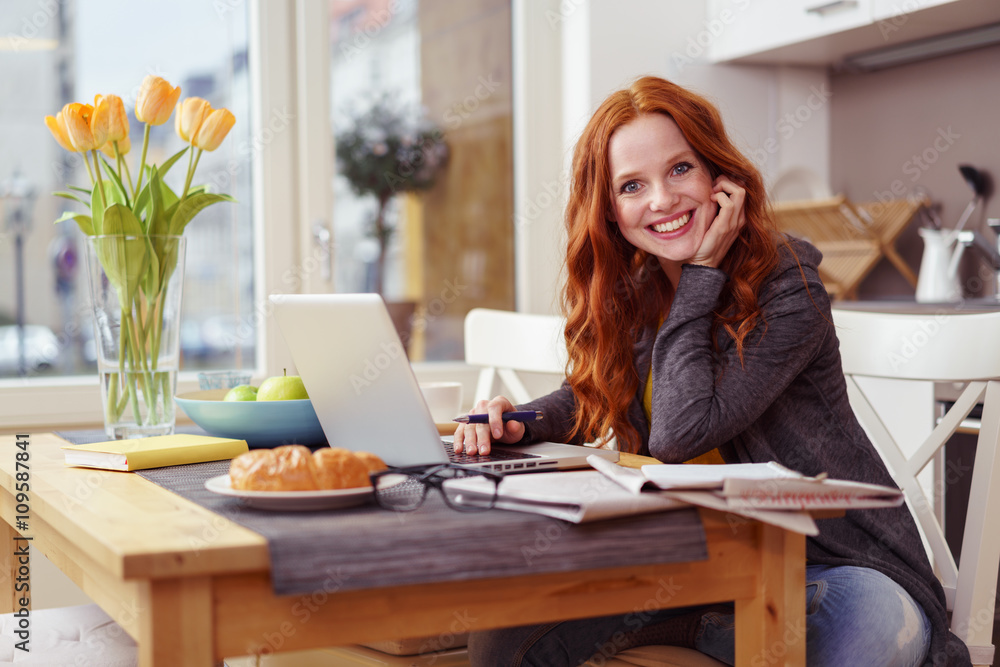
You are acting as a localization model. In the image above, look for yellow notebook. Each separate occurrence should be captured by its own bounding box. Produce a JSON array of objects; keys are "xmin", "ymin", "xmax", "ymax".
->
[{"xmin": 62, "ymin": 434, "xmax": 249, "ymax": 471}]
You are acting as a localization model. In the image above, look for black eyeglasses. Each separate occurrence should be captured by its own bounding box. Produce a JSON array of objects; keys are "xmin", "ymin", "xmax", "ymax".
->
[{"xmin": 369, "ymin": 463, "xmax": 503, "ymax": 512}]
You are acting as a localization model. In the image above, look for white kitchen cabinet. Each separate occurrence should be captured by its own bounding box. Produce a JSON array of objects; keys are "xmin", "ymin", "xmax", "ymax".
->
[
  {"xmin": 708, "ymin": 0, "xmax": 873, "ymax": 63},
  {"xmin": 708, "ymin": 0, "xmax": 1000, "ymax": 66}
]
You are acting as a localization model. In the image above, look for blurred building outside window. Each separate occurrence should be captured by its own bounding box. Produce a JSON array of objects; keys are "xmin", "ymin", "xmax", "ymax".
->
[{"xmin": 329, "ymin": 0, "xmax": 516, "ymax": 361}]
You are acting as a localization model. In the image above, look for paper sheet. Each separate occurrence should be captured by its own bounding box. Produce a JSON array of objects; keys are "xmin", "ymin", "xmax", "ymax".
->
[
  {"xmin": 444, "ymin": 470, "xmax": 685, "ymax": 523},
  {"xmin": 587, "ymin": 455, "xmax": 819, "ymax": 535}
]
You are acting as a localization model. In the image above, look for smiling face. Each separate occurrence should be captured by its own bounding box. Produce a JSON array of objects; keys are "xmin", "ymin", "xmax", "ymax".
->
[{"xmin": 608, "ymin": 113, "xmax": 717, "ymax": 285}]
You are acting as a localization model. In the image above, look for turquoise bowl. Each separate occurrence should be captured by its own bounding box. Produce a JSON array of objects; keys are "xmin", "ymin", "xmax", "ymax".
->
[{"xmin": 174, "ymin": 389, "xmax": 326, "ymax": 449}]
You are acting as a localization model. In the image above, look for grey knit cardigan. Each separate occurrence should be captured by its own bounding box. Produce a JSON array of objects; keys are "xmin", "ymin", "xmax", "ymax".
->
[{"xmin": 520, "ymin": 237, "xmax": 971, "ymax": 666}]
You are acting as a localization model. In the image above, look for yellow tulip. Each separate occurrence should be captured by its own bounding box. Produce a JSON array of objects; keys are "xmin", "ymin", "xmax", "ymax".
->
[
  {"xmin": 193, "ymin": 108, "xmax": 235, "ymax": 151},
  {"xmin": 100, "ymin": 134, "xmax": 130, "ymax": 159},
  {"xmin": 135, "ymin": 75, "xmax": 181, "ymax": 126},
  {"xmin": 63, "ymin": 102, "xmax": 107, "ymax": 152},
  {"xmin": 175, "ymin": 97, "xmax": 212, "ymax": 144},
  {"xmin": 96, "ymin": 94, "xmax": 129, "ymax": 143},
  {"xmin": 90, "ymin": 96, "xmax": 113, "ymax": 147},
  {"xmin": 44, "ymin": 111, "xmax": 75, "ymax": 152}
]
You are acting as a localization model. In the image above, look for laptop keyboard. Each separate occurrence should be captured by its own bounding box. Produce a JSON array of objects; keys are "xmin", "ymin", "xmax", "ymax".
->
[{"xmin": 444, "ymin": 443, "xmax": 540, "ymax": 465}]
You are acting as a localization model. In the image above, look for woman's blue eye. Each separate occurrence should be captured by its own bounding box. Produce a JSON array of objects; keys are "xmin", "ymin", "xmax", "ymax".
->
[
  {"xmin": 672, "ymin": 162, "xmax": 693, "ymax": 176},
  {"xmin": 621, "ymin": 181, "xmax": 639, "ymax": 194}
]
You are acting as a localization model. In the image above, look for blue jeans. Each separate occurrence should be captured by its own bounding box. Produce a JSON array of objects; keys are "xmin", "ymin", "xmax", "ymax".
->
[{"xmin": 467, "ymin": 565, "xmax": 931, "ymax": 667}]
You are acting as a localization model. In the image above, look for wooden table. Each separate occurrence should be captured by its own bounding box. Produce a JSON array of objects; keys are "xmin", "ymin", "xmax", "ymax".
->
[{"xmin": 0, "ymin": 434, "xmax": 806, "ymax": 666}]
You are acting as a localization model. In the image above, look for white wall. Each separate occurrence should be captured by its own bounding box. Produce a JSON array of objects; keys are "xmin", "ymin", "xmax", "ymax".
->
[
  {"xmin": 579, "ymin": 0, "xmax": 832, "ymax": 196},
  {"xmin": 515, "ymin": 0, "xmax": 833, "ymax": 315}
]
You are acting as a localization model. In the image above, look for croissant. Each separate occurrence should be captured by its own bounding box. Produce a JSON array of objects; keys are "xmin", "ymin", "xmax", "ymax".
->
[{"xmin": 229, "ymin": 445, "xmax": 387, "ymax": 491}]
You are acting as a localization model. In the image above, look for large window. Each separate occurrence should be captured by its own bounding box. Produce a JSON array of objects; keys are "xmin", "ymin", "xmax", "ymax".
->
[
  {"xmin": 0, "ymin": 0, "xmax": 255, "ymax": 382},
  {"xmin": 0, "ymin": 0, "xmax": 536, "ymax": 430},
  {"xmin": 329, "ymin": 0, "xmax": 516, "ymax": 360}
]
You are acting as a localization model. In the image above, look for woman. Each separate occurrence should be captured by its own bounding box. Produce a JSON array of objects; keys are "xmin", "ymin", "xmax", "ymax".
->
[{"xmin": 456, "ymin": 77, "xmax": 970, "ymax": 666}]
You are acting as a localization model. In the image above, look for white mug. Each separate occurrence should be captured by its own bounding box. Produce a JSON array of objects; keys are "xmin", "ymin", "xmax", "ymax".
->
[{"xmin": 419, "ymin": 381, "xmax": 464, "ymax": 423}]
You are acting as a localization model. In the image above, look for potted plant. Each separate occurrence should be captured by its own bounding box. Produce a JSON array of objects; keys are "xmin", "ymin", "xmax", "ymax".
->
[{"xmin": 335, "ymin": 95, "xmax": 449, "ymax": 297}]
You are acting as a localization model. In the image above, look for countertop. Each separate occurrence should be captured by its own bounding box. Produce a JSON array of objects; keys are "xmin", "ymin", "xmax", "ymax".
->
[{"xmin": 832, "ymin": 298, "xmax": 1000, "ymax": 314}]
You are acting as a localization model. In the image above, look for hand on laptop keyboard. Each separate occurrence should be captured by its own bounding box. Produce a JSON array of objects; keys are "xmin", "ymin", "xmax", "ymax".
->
[{"xmin": 453, "ymin": 396, "xmax": 526, "ymax": 456}]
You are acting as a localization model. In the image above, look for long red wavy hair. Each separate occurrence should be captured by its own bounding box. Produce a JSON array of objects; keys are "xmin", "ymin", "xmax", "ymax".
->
[{"xmin": 563, "ymin": 76, "xmax": 784, "ymax": 453}]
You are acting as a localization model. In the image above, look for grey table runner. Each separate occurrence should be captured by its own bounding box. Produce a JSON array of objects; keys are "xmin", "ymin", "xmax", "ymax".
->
[{"xmin": 59, "ymin": 430, "xmax": 707, "ymax": 596}]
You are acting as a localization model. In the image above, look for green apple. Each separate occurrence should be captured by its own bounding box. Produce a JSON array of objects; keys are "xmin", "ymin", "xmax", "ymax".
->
[
  {"xmin": 223, "ymin": 385, "xmax": 258, "ymax": 402},
  {"xmin": 256, "ymin": 369, "xmax": 309, "ymax": 401}
]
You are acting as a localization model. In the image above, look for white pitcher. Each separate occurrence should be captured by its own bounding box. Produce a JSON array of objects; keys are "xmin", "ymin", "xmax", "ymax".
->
[{"xmin": 916, "ymin": 228, "xmax": 964, "ymax": 303}]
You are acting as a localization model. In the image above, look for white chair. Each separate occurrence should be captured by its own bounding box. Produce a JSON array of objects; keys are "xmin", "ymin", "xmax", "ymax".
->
[
  {"xmin": 464, "ymin": 307, "xmax": 568, "ymax": 404},
  {"xmin": 0, "ymin": 603, "xmax": 137, "ymax": 665},
  {"xmin": 833, "ymin": 307, "xmax": 1000, "ymax": 666}
]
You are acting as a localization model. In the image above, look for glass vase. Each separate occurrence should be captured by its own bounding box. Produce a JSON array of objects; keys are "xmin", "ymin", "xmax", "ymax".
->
[{"xmin": 85, "ymin": 235, "xmax": 186, "ymax": 439}]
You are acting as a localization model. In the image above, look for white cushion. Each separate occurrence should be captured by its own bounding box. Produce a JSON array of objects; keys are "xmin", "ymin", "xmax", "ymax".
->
[
  {"xmin": 586, "ymin": 645, "xmax": 727, "ymax": 667},
  {"xmin": 0, "ymin": 603, "xmax": 137, "ymax": 666}
]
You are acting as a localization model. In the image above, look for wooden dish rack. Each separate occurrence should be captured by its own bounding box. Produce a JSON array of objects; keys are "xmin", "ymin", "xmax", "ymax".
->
[{"xmin": 772, "ymin": 195, "xmax": 929, "ymax": 300}]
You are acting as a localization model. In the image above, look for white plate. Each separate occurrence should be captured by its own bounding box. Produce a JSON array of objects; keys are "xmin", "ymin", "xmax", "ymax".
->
[{"xmin": 204, "ymin": 474, "xmax": 374, "ymax": 511}]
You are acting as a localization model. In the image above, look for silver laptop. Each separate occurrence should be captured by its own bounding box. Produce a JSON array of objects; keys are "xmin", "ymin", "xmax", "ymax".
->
[{"xmin": 269, "ymin": 293, "xmax": 619, "ymax": 472}]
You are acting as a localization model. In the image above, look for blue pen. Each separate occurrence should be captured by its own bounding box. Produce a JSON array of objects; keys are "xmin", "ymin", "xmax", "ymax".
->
[{"xmin": 453, "ymin": 410, "xmax": 544, "ymax": 424}]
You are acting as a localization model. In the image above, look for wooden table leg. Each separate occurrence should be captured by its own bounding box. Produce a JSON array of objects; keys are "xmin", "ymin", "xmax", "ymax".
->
[
  {"xmin": 735, "ymin": 522, "xmax": 807, "ymax": 667},
  {"xmin": 0, "ymin": 520, "xmax": 20, "ymax": 614},
  {"xmin": 138, "ymin": 576, "xmax": 214, "ymax": 667}
]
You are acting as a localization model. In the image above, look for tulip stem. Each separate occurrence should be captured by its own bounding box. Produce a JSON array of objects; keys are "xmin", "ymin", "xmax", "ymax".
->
[
  {"xmin": 181, "ymin": 147, "xmax": 202, "ymax": 200},
  {"xmin": 114, "ymin": 141, "xmax": 134, "ymax": 196},
  {"xmin": 91, "ymin": 151, "xmax": 107, "ymax": 211},
  {"xmin": 83, "ymin": 153, "xmax": 96, "ymax": 185},
  {"xmin": 122, "ymin": 312, "xmax": 144, "ymax": 426},
  {"xmin": 134, "ymin": 124, "xmax": 151, "ymax": 199}
]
